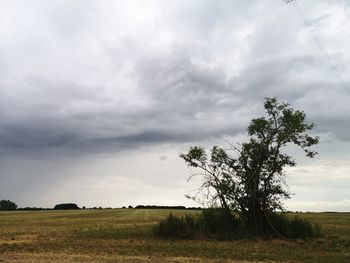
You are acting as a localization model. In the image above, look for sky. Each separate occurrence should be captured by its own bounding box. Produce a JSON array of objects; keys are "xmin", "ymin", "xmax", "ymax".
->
[{"xmin": 0, "ymin": 0, "xmax": 349, "ymax": 211}]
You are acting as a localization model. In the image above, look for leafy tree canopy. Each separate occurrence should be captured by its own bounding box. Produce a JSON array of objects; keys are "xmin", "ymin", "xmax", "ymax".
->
[
  {"xmin": 180, "ymin": 97, "xmax": 319, "ymax": 233},
  {"xmin": 53, "ymin": 203, "xmax": 80, "ymax": 210},
  {"xmin": 0, "ymin": 200, "xmax": 17, "ymax": 211}
]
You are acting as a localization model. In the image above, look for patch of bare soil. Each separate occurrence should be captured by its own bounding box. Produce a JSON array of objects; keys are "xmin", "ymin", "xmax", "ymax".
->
[{"xmin": 0, "ymin": 234, "xmax": 38, "ymax": 245}]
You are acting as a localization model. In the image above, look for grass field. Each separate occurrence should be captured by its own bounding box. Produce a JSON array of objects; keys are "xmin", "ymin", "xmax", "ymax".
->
[{"xmin": 0, "ymin": 209, "xmax": 349, "ymax": 262}]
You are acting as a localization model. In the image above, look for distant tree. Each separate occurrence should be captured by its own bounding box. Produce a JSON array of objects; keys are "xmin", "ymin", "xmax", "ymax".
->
[
  {"xmin": 181, "ymin": 97, "xmax": 319, "ymax": 233},
  {"xmin": 0, "ymin": 200, "xmax": 17, "ymax": 211},
  {"xmin": 128, "ymin": 205, "xmax": 133, "ymax": 209},
  {"xmin": 17, "ymin": 207, "xmax": 43, "ymax": 211},
  {"xmin": 134, "ymin": 205, "xmax": 187, "ymax": 209},
  {"xmin": 53, "ymin": 203, "xmax": 80, "ymax": 210}
]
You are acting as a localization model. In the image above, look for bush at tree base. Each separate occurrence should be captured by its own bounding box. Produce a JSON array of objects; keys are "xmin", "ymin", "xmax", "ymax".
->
[
  {"xmin": 154, "ymin": 209, "xmax": 322, "ymax": 240},
  {"xmin": 267, "ymin": 213, "xmax": 322, "ymax": 239},
  {"xmin": 197, "ymin": 208, "xmax": 241, "ymax": 239},
  {"xmin": 153, "ymin": 212, "xmax": 197, "ymax": 239}
]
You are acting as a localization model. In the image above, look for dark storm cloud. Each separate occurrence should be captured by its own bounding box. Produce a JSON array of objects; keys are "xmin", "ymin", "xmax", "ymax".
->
[
  {"xmin": 1, "ymin": 51, "xmax": 349, "ymax": 156},
  {"xmin": 0, "ymin": 125, "xmax": 75, "ymax": 149},
  {"xmin": 0, "ymin": 56, "xmax": 245, "ymax": 155}
]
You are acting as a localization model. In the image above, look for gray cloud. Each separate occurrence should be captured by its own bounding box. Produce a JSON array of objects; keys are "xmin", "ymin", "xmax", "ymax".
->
[
  {"xmin": 1, "ymin": 0, "xmax": 349, "ymax": 209},
  {"xmin": 1, "ymin": 48, "xmax": 349, "ymax": 154}
]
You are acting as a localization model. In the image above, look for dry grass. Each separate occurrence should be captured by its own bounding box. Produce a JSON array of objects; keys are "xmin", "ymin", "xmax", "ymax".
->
[
  {"xmin": 0, "ymin": 209, "xmax": 349, "ymax": 262},
  {"xmin": 0, "ymin": 252, "xmax": 276, "ymax": 263}
]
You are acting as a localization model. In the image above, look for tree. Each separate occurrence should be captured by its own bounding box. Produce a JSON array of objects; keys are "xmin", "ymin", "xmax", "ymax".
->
[
  {"xmin": 180, "ymin": 97, "xmax": 319, "ymax": 233},
  {"xmin": 0, "ymin": 200, "xmax": 18, "ymax": 211},
  {"xmin": 53, "ymin": 203, "xmax": 80, "ymax": 210}
]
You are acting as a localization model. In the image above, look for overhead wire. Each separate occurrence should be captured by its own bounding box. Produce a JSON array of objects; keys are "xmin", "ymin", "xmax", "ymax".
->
[
  {"xmin": 336, "ymin": 0, "xmax": 349, "ymax": 18},
  {"xmin": 292, "ymin": 1, "xmax": 330, "ymax": 61},
  {"xmin": 344, "ymin": 0, "xmax": 350, "ymax": 9},
  {"xmin": 287, "ymin": 0, "xmax": 349, "ymax": 94},
  {"xmin": 336, "ymin": 0, "xmax": 347, "ymax": 11}
]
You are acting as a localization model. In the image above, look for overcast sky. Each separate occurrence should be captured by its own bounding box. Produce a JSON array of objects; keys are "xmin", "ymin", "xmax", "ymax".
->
[{"xmin": 0, "ymin": 0, "xmax": 349, "ymax": 211}]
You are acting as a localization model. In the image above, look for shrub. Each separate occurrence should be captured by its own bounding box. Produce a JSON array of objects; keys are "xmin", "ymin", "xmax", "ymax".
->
[
  {"xmin": 197, "ymin": 208, "xmax": 241, "ymax": 239},
  {"xmin": 153, "ymin": 213, "xmax": 196, "ymax": 239},
  {"xmin": 154, "ymin": 209, "xmax": 241, "ymax": 240},
  {"xmin": 154, "ymin": 210, "xmax": 322, "ymax": 240},
  {"xmin": 265, "ymin": 213, "xmax": 323, "ymax": 239}
]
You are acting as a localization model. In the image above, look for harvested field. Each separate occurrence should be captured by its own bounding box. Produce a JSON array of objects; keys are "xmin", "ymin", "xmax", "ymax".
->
[{"xmin": 0, "ymin": 209, "xmax": 349, "ymax": 262}]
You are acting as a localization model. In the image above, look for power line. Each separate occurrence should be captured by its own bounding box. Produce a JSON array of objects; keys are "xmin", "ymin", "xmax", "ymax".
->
[
  {"xmin": 292, "ymin": 1, "xmax": 329, "ymax": 59},
  {"xmin": 336, "ymin": 0, "xmax": 349, "ymax": 19},
  {"xmin": 336, "ymin": 0, "xmax": 346, "ymax": 11},
  {"xmin": 286, "ymin": 0, "xmax": 349, "ymax": 94},
  {"xmin": 344, "ymin": 0, "xmax": 350, "ymax": 9}
]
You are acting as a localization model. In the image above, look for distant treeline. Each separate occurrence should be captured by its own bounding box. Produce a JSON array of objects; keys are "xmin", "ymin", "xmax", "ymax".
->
[
  {"xmin": 18, "ymin": 207, "xmax": 51, "ymax": 211},
  {"xmin": 14, "ymin": 205, "xmax": 202, "ymax": 211},
  {"xmin": 6, "ymin": 200, "xmax": 347, "ymax": 213},
  {"xmin": 17, "ymin": 206, "xmax": 112, "ymax": 211},
  {"xmin": 126, "ymin": 205, "xmax": 202, "ymax": 210},
  {"xmin": 1, "ymin": 200, "xmax": 202, "ymax": 211}
]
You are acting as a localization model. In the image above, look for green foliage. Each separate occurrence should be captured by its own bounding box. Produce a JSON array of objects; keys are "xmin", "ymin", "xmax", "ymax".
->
[
  {"xmin": 154, "ymin": 209, "xmax": 242, "ymax": 240},
  {"xmin": 53, "ymin": 203, "xmax": 80, "ymax": 210},
  {"xmin": 134, "ymin": 205, "xmax": 187, "ymax": 209},
  {"xmin": 154, "ymin": 210, "xmax": 321, "ymax": 240},
  {"xmin": 197, "ymin": 208, "xmax": 241, "ymax": 240},
  {"xmin": 0, "ymin": 200, "xmax": 17, "ymax": 211},
  {"xmin": 267, "ymin": 213, "xmax": 323, "ymax": 239},
  {"xmin": 153, "ymin": 212, "xmax": 196, "ymax": 239},
  {"xmin": 180, "ymin": 97, "xmax": 320, "ymax": 234}
]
